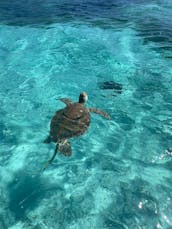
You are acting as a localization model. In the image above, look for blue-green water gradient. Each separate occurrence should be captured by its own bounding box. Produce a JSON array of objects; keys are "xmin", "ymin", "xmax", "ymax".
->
[{"xmin": 0, "ymin": 0, "xmax": 171, "ymax": 228}]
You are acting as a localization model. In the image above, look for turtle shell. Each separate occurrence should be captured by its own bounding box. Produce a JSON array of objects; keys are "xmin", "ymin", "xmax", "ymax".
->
[{"xmin": 50, "ymin": 103, "xmax": 90, "ymax": 142}]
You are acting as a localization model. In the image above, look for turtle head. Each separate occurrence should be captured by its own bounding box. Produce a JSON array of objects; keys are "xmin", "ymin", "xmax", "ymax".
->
[{"xmin": 79, "ymin": 92, "xmax": 88, "ymax": 104}]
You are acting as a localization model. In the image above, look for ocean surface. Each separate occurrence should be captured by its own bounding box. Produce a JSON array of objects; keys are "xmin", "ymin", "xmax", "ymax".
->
[{"xmin": 0, "ymin": 0, "xmax": 172, "ymax": 228}]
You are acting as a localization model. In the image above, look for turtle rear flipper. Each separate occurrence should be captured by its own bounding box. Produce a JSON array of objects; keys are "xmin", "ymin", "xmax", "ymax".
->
[
  {"xmin": 42, "ymin": 143, "xmax": 59, "ymax": 171},
  {"xmin": 58, "ymin": 140, "xmax": 72, "ymax": 157},
  {"xmin": 43, "ymin": 140, "xmax": 72, "ymax": 170}
]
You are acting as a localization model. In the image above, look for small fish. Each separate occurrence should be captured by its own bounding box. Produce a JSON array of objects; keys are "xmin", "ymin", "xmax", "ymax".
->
[{"xmin": 98, "ymin": 81, "xmax": 123, "ymax": 94}]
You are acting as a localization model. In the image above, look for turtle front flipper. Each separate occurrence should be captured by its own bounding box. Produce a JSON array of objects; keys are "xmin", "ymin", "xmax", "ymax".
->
[
  {"xmin": 57, "ymin": 98, "xmax": 73, "ymax": 106},
  {"xmin": 89, "ymin": 108, "xmax": 111, "ymax": 119},
  {"xmin": 58, "ymin": 139, "xmax": 72, "ymax": 157}
]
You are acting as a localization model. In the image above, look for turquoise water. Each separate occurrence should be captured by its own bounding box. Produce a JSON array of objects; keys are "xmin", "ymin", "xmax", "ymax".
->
[{"xmin": 0, "ymin": 0, "xmax": 172, "ymax": 228}]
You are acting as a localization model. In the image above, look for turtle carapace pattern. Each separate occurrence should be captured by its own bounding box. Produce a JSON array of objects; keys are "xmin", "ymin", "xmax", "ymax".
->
[{"xmin": 43, "ymin": 92, "xmax": 111, "ymax": 170}]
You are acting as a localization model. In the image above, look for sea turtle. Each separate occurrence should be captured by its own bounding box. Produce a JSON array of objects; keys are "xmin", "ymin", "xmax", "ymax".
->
[{"xmin": 43, "ymin": 92, "xmax": 111, "ymax": 169}]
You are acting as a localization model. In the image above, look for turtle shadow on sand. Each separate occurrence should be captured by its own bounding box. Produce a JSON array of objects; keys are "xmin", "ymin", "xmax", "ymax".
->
[
  {"xmin": 7, "ymin": 171, "xmax": 45, "ymax": 220},
  {"xmin": 43, "ymin": 92, "xmax": 111, "ymax": 170},
  {"xmin": 7, "ymin": 170, "xmax": 63, "ymax": 220}
]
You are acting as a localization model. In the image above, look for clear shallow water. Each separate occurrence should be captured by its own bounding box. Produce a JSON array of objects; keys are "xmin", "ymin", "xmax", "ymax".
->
[{"xmin": 0, "ymin": 0, "xmax": 172, "ymax": 228}]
